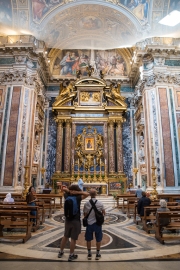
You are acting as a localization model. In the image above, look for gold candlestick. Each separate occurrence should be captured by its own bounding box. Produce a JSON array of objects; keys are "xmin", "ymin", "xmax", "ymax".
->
[
  {"xmin": 77, "ymin": 159, "xmax": 80, "ymax": 178},
  {"xmin": 150, "ymin": 158, "xmax": 158, "ymax": 200},
  {"xmin": 99, "ymin": 159, "xmax": 102, "ymax": 181}
]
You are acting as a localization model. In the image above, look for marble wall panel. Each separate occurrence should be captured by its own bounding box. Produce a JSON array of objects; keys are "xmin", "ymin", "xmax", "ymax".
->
[
  {"xmin": 122, "ymin": 110, "xmax": 132, "ymax": 182},
  {"xmin": 3, "ymin": 87, "xmax": 21, "ymax": 186},
  {"xmin": 165, "ymin": 60, "xmax": 180, "ymax": 66},
  {"xmin": 158, "ymin": 88, "xmax": 175, "ymax": 186},
  {"xmin": 46, "ymin": 109, "xmax": 57, "ymax": 182},
  {"xmin": 0, "ymin": 87, "xmax": 11, "ymax": 180}
]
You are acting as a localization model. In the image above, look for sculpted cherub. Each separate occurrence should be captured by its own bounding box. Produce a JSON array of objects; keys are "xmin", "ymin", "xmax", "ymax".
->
[
  {"xmin": 75, "ymin": 134, "xmax": 82, "ymax": 148},
  {"xmin": 97, "ymin": 134, "xmax": 103, "ymax": 148}
]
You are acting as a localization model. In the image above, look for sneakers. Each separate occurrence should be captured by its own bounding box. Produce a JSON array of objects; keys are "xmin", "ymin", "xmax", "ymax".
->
[
  {"xmin": 58, "ymin": 251, "xmax": 64, "ymax": 258},
  {"xmin": 95, "ymin": 254, "xmax": 101, "ymax": 260},
  {"xmin": 87, "ymin": 253, "xmax": 92, "ymax": 260},
  {"xmin": 68, "ymin": 254, "xmax": 78, "ymax": 262}
]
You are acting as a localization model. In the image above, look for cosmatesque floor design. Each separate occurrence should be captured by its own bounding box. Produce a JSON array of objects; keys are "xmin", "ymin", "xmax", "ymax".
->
[{"xmin": 0, "ymin": 207, "xmax": 180, "ymax": 262}]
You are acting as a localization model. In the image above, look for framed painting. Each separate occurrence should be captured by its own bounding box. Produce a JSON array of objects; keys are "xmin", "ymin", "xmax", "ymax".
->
[{"xmin": 85, "ymin": 137, "xmax": 94, "ymax": 151}]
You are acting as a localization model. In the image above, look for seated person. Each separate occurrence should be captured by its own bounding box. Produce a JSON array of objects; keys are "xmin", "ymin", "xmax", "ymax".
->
[
  {"xmin": 26, "ymin": 186, "xmax": 38, "ymax": 224},
  {"xmin": 156, "ymin": 199, "xmax": 170, "ymax": 227},
  {"xmin": 3, "ymin": 193, "xmax": 14, "ymax": 203},
  {"xmin": 137, "ymin": 191, "xmax": 151, "ymax": 217}
]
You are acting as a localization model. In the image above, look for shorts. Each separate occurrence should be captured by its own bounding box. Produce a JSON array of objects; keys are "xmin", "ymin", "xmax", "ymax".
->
[
  {"xmin": 64, "ymin": 219, "xmax": 81, "ymax": 240},
  {"xmin": 85, "ymin": 222, "xmax": 103, "ymax": 242}
]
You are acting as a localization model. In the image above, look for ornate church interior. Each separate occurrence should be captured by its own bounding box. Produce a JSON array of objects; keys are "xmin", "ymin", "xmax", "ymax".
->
[{"xmin": 0, "ymin": 0, "xmax": 180, "ymax": 268}]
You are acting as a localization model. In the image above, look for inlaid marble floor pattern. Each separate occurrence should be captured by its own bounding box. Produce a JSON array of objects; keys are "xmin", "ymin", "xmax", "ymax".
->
[{"xmin": 0, "ymin": 206, "xmax": 180, "ymax": 262}]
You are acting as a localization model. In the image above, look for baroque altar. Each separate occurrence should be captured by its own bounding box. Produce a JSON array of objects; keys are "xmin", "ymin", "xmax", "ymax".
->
[{"xmin": 51, "ymin": 70, "xmax": 127, "ymax": 194}]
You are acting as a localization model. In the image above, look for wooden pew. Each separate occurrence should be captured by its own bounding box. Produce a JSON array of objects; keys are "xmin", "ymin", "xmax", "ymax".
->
[
  {"xmin": 157, "ymin": 194, "xmax": 180, "ymax": 202},
  {"xmin": 155, "ymin": 211, "xmax": 180, "ymax": 244},
  {"xmin": 142, "ymin": 204, "xmax": 180, "ymax": 233},
  {"xmin": 126, "ymin": 198, "xmax": 139, "ymax": 218},
  {"xmin": 116, "ymin": 194, "xmax": 135, "ymax": 213},
  {"xmin": 0, "ymin": 203, "xmax": 41, "ymax": 232},
  {"xmin": 0, "ymin": 208, "xmax": 32, "ymax": 243},
  {"xmin": 36, "ymin": 194, "xmax": 63, "ymax": 217}
]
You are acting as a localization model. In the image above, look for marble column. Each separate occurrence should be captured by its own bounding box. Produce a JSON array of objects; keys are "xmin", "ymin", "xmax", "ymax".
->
[
  {"xmin": 108, "ymin": 120, "xmax": 115, "ymax": 173},
  {"xmin": 64, "ymin": 120, "xmax": 71, "ymax": 173},
  {"xmin": 71, "ymin": 122, "xmax": 76, "ymax": 174},
  {"xmin": 55, "ymin": 120, "xmax": 63, "ymax": 172},
  {"xmin": 116, "ymin": 120, "xmax": 123, "ymax": 173}
]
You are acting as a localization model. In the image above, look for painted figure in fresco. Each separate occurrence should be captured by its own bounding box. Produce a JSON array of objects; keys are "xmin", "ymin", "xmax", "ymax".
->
[
  {"xmin": 32, "ymin": 0, "xmax": 62, "ymax": 21},
  {"xmin": 0, "ymin": 0, "xmax": 12, "ymax": 25},
  {"xmin": 60, "ymin": 52, "xmax": 75, "ymax": 75},
  {"xmin": 119, "ymin": 0, "xmax": 148, "ymax": 20}
]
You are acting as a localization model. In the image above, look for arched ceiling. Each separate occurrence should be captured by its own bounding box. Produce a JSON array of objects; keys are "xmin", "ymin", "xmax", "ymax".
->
[{"xmin": 0, "ymin": 0, "xmax": 180, "ymax": 50}]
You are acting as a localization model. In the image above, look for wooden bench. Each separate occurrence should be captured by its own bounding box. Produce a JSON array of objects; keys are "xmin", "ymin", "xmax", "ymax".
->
[
  {"xmin": 157, "ymin": 194, "xmax": 180, "ymax": 202},
  {"xmin": 0, "ymin": 203, "xmax": 41, "ymax": 232},
  {"xmin": 36, "ymin": 194, "xmax": 63, "ymax": 217},
  {"xmin": 142, "ymin": 204, "xmax": 180, "ymax": 233},
  {"xmin": 155, "ymin": 211, "xmax": 180, "ymax": 244},
  {"xmin": 126, "ymin": 198, "xmax": 139, "ymax": 218},
  {"xmin": 0, "ymin": 208, "xmax": 32, "ymax": 243},
  {"xmin": 116, "ymin": 194, "xmax": 136, "ymax": 213}
]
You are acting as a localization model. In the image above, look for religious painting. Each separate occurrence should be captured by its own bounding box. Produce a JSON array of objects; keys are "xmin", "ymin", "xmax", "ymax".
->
[
  {"xmin": 119, "ymin": 0, "xmax": 149, "ymax": 21},
  {"xmin": 53, "ymin": 49, "xmax": 90, "ymax": 76},
  {"xmin": 32, "ymin": 0, "xmax": 63, "ymax": 21},
  {"xmin": 52, "ymin": 49, "xmax": 127, "ymax": 78},
  {"xmin": 79, "ymin": 91, "xmax": 101, "ymax": 106},
  {"xmin": 79, "ymin": 16, "xmax": 102, "ymax": 30},
  {"xmin": 94, "ymin": 50, "xmax": 127, "ymax": 76},
  {"xmin": 0, "ymin": 0, "xmax": 12, "ymax": 25},
  {"xmin": 169, "ymin": 0, "xmax": 180, "ymax": 12},
  {"xmin": 85, "ymin": 137, "xmax": 94, "ymax": 151}
]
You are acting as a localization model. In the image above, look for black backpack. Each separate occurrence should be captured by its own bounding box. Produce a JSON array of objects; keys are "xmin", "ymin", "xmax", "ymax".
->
[
  {"xmin": 64, "ymin": 196, "xmax": 78, "ymax": 220},
  {"xmin": 90, "ymin": 199, "xmax": 104, "ymax": 226}
]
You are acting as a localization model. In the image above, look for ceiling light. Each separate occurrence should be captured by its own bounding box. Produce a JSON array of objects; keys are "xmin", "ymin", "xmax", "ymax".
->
[{"xmin": 159, "ymin": 10, "xmax": 180, "ymax": 26}]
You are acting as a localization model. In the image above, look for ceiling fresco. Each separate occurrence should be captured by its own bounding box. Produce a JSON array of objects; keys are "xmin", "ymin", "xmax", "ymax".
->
[{"xmin": 0, "ymin": 0, "xmax": 179, "ymax": 50}]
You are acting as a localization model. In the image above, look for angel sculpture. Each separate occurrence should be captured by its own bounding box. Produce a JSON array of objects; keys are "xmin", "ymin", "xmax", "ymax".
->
[
  {"xmin": 75, "ymin": 134, "xmax": 82, "ymax": 148},
  {"xmin": 97, "ymin": 134, "xmax": 103, "ymax": 148},
  {"xmin": 110, "ymin": 83, "xmax": 125, "ymax": 102}
]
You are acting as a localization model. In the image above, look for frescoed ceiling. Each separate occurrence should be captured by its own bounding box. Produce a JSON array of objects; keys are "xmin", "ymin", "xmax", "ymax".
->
[{"xmin": 0, "ymin": 0, "xmax": 180, "ymax": 50}]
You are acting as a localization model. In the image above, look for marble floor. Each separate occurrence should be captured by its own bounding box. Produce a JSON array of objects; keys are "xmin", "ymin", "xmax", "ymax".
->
[{"xmin": 0, "ymin": 205, "xmax": 180, "ymax": 268}]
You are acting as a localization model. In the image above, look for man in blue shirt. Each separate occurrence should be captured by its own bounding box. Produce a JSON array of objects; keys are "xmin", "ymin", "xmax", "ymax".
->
[{"xmin": 135, "ymin": 185, "xmax": 143, "ymax": 198}]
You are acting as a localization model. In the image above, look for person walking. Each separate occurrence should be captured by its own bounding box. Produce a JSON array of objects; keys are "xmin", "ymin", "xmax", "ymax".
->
[
  {"xmin": 83, "ymin": 189, "xmax": 105, "ymax": 260},
  {"xmin": 58, "ymin": 185, "xmax": 89, "ymax": 262}
]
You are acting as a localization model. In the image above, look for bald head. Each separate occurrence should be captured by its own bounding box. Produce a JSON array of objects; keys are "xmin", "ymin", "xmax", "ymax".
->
[{"xmin": 89, "ymin": 189, "xmax": 97, "ymax": 198}]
